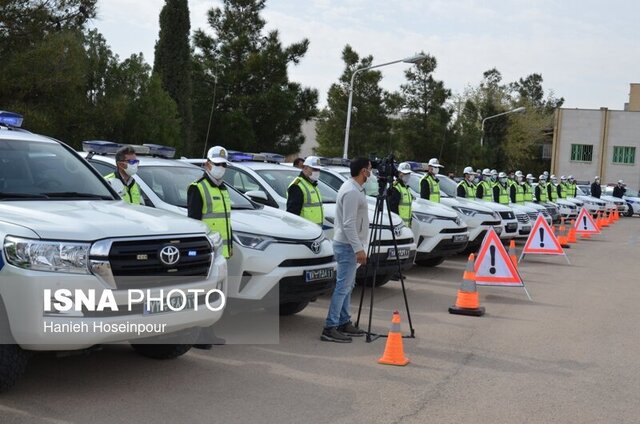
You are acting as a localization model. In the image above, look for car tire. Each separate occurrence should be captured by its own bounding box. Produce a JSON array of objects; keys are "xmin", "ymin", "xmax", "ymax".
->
[
  {"xmin": 415, "ymin": 256, "xmax": 446, "ymax": 267},
  {"xmin": 130, "ymin": 344, "xmax": 192, "ymax": 359},
  {"xmin": 279, "ymin": 301, "xmax": 309, "ymax": 316},
  {"xmin": 0, "ymin": 345, "xmax": 30, "ymax": 392}
]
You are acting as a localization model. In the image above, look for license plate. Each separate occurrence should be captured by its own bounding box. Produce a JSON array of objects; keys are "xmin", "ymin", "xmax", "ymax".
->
[
  {"xmin": 507, "ymin": 223, "xmax": 518, "ymax": 231},
  {"xmin": 144, "ymin": 294, "xmax": 195, "ymax": 315},
  {"xmin": 453, "ymin": 234, "xmax": 468, "ymax": 243},
  {"xmin": 387, "ymin": 247, "xmax": 411, "ymax": 260},
  {"xmin": 305, "ymin": 267, "xmax": 334, "ymax": 282}
]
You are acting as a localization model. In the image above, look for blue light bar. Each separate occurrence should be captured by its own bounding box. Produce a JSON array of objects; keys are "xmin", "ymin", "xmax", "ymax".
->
[
  {"xmin": 260, "ymin": 152, "xmax": 284, "ymax": 163},
  {"xmin": 406, "ymin": 161, "xmax": 424, "ymax": 171},
  {"xmin": 82, "ymin": 140, "xmax": 121, "ymax": 155},
  {"xmin": 144, "ymin": 144, "xmax": 176, "ymax": 159},
  {"xmin": 0, "ymin": 111, "xmax": 24, "ymax": 128},
  {"xmin": 227, "ymin": 151, "xmax": 254, "ymax": 162},
  {"xmin": 325, "ymin": 157, "xmax": 350, "ymax": 167}
]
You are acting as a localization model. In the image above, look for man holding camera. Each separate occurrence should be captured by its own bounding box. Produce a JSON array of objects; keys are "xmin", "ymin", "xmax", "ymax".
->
[{"xmin": 321, "ymin": 157, "xmax": 371, "ymax": 343}]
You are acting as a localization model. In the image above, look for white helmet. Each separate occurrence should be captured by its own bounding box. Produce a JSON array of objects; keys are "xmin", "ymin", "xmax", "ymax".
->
[
  {"xmin": 560, "ymin": 175, "xmax": 566, "ymax": 181},
  {"xmin": 526, "ymin": 173, "xmax": 535, "ymax": 181},
  {"xmin": 397, "ymin": 162, "xmax": 412, "ymax": 174},
  {"xmin": 539, "ymin": 174, "xmax": 547, "ymax": 181},
  {"xmin": 543, "ymin": 171, "xmax": 549, "ymax": 177},
  {"xmin": 463, "ymin": 166, "xmax": 475, "ymax": 175},
  {"xmin": 207, "ymin": 146, "xmax": 228, "ymax": 164},
  {"xmin": 490, "ymin": 169, "xmax": 497, "ymax": 176},
  {"xmin": 482, "ymin": 168, "xmax": 491, "ymax": 176},
  {"xmin": 498, "ymin": 171, "xmax": 507, "ymax": 178},
  {"xmin": 427, "ymin": 158, "xmax": 444, "ymax": 168},
  {"xmin": 303, "ymin": 155, "xmax": 322, "ymax": 169},
  {"xmin": 515, "ymin": 170, "xmax": 523, "ymax": 177}
]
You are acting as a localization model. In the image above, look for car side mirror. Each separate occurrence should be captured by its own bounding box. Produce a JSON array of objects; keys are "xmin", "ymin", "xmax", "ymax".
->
[{"xmin": 245, "ymin": 190, "xmax": 269, "ymax": 204}]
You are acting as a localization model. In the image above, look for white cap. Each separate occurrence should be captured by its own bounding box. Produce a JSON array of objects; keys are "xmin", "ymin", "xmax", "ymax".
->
[
  {"xmin": 498, "ymin": 171, "xmax": 507, "ymax": 178},
  {"xmin": 539, "ymin": 174, "xmax": 547, "ymax": 180},
  {"xmin": 560, "ymin": 175, "xmax": 566, "ymax": 180},
  {"xmin": 428, "ymin": 158, "xmax": 444, "ymax": 168},
  {"xmin": 594, "ymin": 176, "xmax": 600, "ymax": 180},
  {"xmin": 397, "ymin": 162, "xmax": 412, "ymax": 174},
  {"xmin": 303, "ymin": 155, "xmax": 322, "ymax": 169},
  {"xmin": 568, "ymin": 175, "xmax": 574, "ymax": 180},
  {"xmin": 207, "ymin": 146, "xmax": 228, "ymax": 164},
  {"xmin": 463, "ymin": 166, "xmax": 475, "ymax": 175},
  {"xmin": 543, "ymin": 171, "xmax": 549, "ymax": 176},
  {"xmin": 618, "ymin": 179, "xmax": 624, "ymax": 184},
  {"xmin": 482, "ymin": 168, "xmax": 491, "ymax": 176},
  {"xmin": 490, "ymin": 169, "xmax": 497, "ymax": 176},
  {"xmin": 515, "ymin": 170, "xmax": 523, "ymax": 177},
  {"xmin": 526, "ymin": 173, "xmax": 535, "ymax": 180}
]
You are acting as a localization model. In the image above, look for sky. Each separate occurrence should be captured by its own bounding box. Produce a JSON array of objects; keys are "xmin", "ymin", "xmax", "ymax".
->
[{"xmin": 91, "ymin": 0, "xmax": 639, "ymax": 110}]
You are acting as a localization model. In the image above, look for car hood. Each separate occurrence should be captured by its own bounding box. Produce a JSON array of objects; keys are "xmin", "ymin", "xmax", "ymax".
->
[
  {"xmin": 511, "ymin": 203, "xmax": 537, "ymax": 213},
  {"xmin": 323, "ymin": 203, "xmax": 403, "ymax": 226},
  {"xmin": 440, "ymin": 197, "xmax": 495, "ymax": 214},
  {"xmin": 576, "ymin": 195, "xmax": 607, "ymax": 206},
  {"xmin": 0, "ymin": 201, "xmax": 208, "ymax": 241},
  {"xmin": 231, "ymin": 206, "xmax": 323, "ymax": 240},
  {"xmin": 412, "ymin": 198, "xmax": 458, "ymax": 218}
]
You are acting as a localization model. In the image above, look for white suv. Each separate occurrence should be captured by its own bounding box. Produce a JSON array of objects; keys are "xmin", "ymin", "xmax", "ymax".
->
[
  {"xmin": 186, "ymin": 157, "xmax": 417, "ymax": 286},
  {"xmin": 0, "ymin": 114, "xmax": 227, "ymax": 392},
  {"xmin": 84, "ymin": 144, "xmax": 336, "ymax": 316}
]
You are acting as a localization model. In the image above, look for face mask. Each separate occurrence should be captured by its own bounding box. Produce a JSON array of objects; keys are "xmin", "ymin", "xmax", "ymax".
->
[
  {"xmin": 499, "ymin": 177, "xmax": 507, "ymax": 184},
  {"xmin": 208, "ymin": 165, "xmax": 226, "ymax": 180},
  {"xmin": 401, "ymin": 174, "xmax": 410, "ymax": 184},
  {"xmin": 517, "ymin": 176, "xmax": 523, "ymax": 183},
  {"xmin": 124, "ymin": 163, "xmax": 138, "ymax": 177},
  {"xmin": 310, "ymin": 171, "xmax": 320, "ymax": 182}
]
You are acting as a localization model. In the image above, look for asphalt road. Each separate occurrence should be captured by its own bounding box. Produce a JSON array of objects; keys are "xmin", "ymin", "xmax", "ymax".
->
[{"xmin": 2, "ymin": 217, "xmax": 639, "ymax": 424}]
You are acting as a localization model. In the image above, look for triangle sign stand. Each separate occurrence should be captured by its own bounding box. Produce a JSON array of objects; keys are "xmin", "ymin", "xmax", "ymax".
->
[
  {"xmin": 475, "ymin": 228, "xmax": 531, "ymax": 301},
  {"xmin": 574, "ymin": 207, "xmax": 601, "ymax": 235},
  {"xmin": 519, "ymin": 214, "xmax": 570, "ymax": 265}
]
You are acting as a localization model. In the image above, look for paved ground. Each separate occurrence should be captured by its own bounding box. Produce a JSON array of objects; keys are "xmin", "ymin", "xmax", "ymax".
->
[{"xmin": 1, "ymin": 217, "xmax": 639, "ymax": 423}]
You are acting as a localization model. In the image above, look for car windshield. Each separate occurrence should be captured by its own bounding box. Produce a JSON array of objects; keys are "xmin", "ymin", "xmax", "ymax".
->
[
  {"xmin": 254, "ymin": 169, "xmax": 337, "ymax": 203},
  {"xmin": 136, "ymin": 165, "xmax": 255, "ymax": 209},
  {"xmin": 0, "ymin": 138, "xmax": 114, "ymax": 200}
]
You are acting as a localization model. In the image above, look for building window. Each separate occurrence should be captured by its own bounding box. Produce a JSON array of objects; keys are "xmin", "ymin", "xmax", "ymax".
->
[
  {"xmin": 541, "ymin": 144, "xmax": 552, "ymax": 159},
  {"xmin": 570, "ymin": 144, "xmax": 593, "ymax": 162},
  {"xmin": 612, "ymin": 146, "xmax": 635, "ymax": 165}
]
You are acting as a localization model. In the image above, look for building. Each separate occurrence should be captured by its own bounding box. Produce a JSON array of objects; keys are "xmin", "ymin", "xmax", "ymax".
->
[{"xmin": 551, "ymin": 84, "xmax": 640, "ymax": 187}]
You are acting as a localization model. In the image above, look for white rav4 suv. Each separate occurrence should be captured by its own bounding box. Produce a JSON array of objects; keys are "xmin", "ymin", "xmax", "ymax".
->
[
  {"xmin": 83, "ymin": 143, "xmax": 336, "ymax": 317},
  {"xmin": 0, "ymin": 113, "xmax": 227, "ymax": 392}
]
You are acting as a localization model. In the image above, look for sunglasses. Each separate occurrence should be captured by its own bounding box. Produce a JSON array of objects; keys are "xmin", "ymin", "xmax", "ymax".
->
[
  {"xmin": 121, "ymin": 159, "xmax": 139, "ymax": 165},
  {"xmin": 211, "ymin": 162, "xmax": 227, "ymax": 168}
]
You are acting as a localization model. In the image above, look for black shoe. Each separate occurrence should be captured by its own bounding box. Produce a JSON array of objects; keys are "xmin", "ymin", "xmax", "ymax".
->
[
  {"xmin": 320, "ymin": 327, "xmax": 352, "ymax": 343},
  {"xmin": 338, "ymin": 321, "xmax": 366, "ymax": 337}
]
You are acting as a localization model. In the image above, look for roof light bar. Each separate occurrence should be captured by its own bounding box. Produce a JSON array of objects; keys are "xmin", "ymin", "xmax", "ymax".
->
[
  {"xmin": 144, "ymin": 144, "xmax": 176, "ymax": 159},
  {"xmin": 0, "ymin": 111, "xmax": 24, "ymax": 128},
  {"xmin": 260, "ymin": 152, "xmax": 284, "ymax": 163},
  {"xmin": 82, "ymin": 140, "xmax": 121, "ymax": 155}
]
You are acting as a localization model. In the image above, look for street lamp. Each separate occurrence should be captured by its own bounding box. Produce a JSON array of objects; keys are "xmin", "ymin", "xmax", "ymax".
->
[
  {"xmin": 480, "ymin": 106, "xmax": 526, "ymax": 147},
  {"xmin": 342, "ymin": 54, "xmax": 428, "ymax": 159}
]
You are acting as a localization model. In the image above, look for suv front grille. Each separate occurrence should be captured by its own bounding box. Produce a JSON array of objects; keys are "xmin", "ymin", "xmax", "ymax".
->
[
  {"xmin": 108, "ymin": 237, "xmax": 212, "ymax": 288},
  {"xmin": 279, "ymin": 256, "xmax": 335, "ymax": 267},
  {"xmin": 516, "ymin": 214, "xmax": 530, "ymax": 223},
  {"xmin": 499, "ymin": 211, "xmax": 515, "ymax": 220},
  {"xmin": 527, "ymin": 212, "xmax": 538, "ymax": 221}
]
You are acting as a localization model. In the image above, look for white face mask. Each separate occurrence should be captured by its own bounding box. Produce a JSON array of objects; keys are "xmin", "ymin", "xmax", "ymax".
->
[
  {"xmin": 208, "ymin": 165, "xmax": 226, "ymax": 180},
  {"xmin": 401, "ymin": 174, "xmax": 410, "ymax": 184},
  {"xmin": 124, "ymin": 163, "xmax": 138, "ymax": 177},
  {"xmin": 499, "ymin": 177, "xmax": 507, "ymax": 184},
  {"xmin": 517, "ymin": 176, "xmax": 523, "ymax": 183},
  {"xmin": 309, "ymin": 170, "xmax": 320, "ymax": 182}
]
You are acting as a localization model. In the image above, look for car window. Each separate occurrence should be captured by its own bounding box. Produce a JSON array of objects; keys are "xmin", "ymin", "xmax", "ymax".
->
[
  {"xmin": 319, "ymin": 170, "xmax": 344, "ymax": 192},
  {"xmin": 255, "ymin": 169, "xmax": 337, "ymax": 203},
  {"xmin": 224, "ymin": 167, "xmax": 261, "ymax": 193},
  {"xmin": 0, "ymin": 138, "xmax": 114, "ymax": 199},
  {"xmin": 136, "ymin": 165, "xmax": 254, "ymax": 209},
  {"xmin": 89, "ymin": 160, "xmax": 116, "ymax": 177}
]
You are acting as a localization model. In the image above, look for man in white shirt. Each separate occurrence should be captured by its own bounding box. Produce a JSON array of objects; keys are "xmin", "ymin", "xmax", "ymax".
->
[{"xmin": 321, "ymin": 157, "xmax": 371, "ymax": 343}]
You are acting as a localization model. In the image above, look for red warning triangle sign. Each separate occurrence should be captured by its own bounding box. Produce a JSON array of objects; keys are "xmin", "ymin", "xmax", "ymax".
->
[
  {"xmin": 573, "ymin": 207, "xmax": 601, "ymax": 234},
  {"xmin": 522, "ymin": 214, "xmax": 564, "ymax": 255},
  {"xmin": 474, "ymin": 228, "xmax": 523, "ymax": 286}
]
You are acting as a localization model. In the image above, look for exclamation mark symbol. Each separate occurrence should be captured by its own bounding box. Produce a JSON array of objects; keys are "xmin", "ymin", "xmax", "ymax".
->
[
  {"xmin": 489, "ymin": 245, "xmax": 496, "ymax": 274},
  {"xmin": 583, "ymin": 216, "xmax": 588, "ymax": 230},
  {"xmin": 539, "ymin": 228, "xmax": 545, "ymax": 248}
]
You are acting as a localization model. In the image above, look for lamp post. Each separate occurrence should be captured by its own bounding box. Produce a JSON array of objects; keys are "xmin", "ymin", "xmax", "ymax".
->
[
  {"xmin": 480, "ymin": 106, "xmax": 526, "ymax": 147},
  {"xmin": 342, "ymin": 54, "xmax": 428, "ymax": 159}
]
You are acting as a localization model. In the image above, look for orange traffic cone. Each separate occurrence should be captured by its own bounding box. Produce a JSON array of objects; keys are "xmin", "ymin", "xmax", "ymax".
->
[
  {"xmin": 558, "ymin": 223, "xmax": 570, "ymax": 248},
  {"xmin": 595, "ymin": 212, "xmax": 602, "ymax": 230},
  {"xmin": 508, "ymin": 240, "xmax": 518, "ymax": 271},
  {"xmin": 449, "ymin": 254, "xmax": 485, "ymax": 317},
  {"xmin": 602, "ymin": 211, "xmax": 610, "ymax": 227},
  {"xmin": 378, "ymin": 311, "xmax": 409, "ymax": 366},
  {"xmin": 567, "ymin": 219, "xmax": 577, "ymax": 244}
]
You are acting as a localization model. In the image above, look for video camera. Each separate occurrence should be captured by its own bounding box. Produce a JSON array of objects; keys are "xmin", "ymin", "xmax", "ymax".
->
[{"xmin": 371, "ymin": 153, "xmax": 397, "ymax": 185}]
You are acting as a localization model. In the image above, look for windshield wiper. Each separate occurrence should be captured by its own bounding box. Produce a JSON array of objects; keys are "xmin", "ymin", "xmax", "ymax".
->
[
  {"xmin": 41, "ymin": 192, "xmax": 113, "ymax": 200},
  {"xmin": 0, "ymin": 192, "xmax": 49, "ymax": 200}
]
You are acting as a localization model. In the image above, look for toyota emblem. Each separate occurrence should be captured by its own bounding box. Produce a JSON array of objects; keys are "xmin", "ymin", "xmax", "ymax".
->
[
  {"xmin": 394, "ymin": 226, "xmax": 402, "ymax": 238},
  {"xmin": 159, "ymin": 245, "xmax": 180, "ymax": 266},
  {"xmin": 310, "ymin": 240, "xmax": 321, "ymax": 254}
]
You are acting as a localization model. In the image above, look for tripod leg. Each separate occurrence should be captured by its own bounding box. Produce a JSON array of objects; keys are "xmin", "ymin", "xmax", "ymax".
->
[
  {"xmin": 366, "ymin": 196, "xmax": 385, "ymax": 342},
  {"xmin": 356, "ymin": 196, "xmax": 381, "ymax": 328}
]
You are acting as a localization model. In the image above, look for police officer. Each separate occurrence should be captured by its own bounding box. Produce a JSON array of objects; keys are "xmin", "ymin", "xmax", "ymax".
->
[
  {"xmin": 457, "ymin": 166, "xmax": 477, "ymax": 198},
  {"xmin": 567, "ymin": 175, "xmax": 577, "ymax": 197},
  {"xmin": 509, "ymin": 170, "xmax": 525, "ymax": 204},
  {"xmin": 490, "ymin": 169, "xmax": 498, "ymax": 185},
  {"xmin": 388, "ymin": 162, "xmax": 413, "ymax": 227},
  {"xmin": 523, "ymin": 174, "xmax": 536, "ymax": 202},
  {"xmin": 558, "ymin": 176, "xmax": 569, "ymax": 199},
  {"xmin": 105, "ymin": 146, "xmax": 144, "ymax": 205},
  {"xmin": 591, "ymin": 176, "xmax": 602, "ymax": 198},
  {"xmin": 475, "ymin": 168, "xmax": 494, "ymax": 202},
  {"xmin": 287, "ymin": 156, "xmax": 324, "ymax": 226},
  {"xmin": 535, "ymin": 174, "xmax": 548, "ymax": 203},
  {"xmin": 187, "ymin": 145, "xmax": 233, "ymax": 259},
  {"xmin": 613, "ymin": 180, "xmax": 626, "ymax": 198},
  {"xmin": 493, "ymin": 172, "xmax": 510, "ymax": 205},
  {"xmin": 419, "ymin": 158, "xmax": 444, "ymax": 203},
  {"xmin": 474, "ymin": 169, "xmax": 482, "ymax": 185},
  {"xmin": 547, "ymin": 175, "xmax": 559, "ymax": 202}
]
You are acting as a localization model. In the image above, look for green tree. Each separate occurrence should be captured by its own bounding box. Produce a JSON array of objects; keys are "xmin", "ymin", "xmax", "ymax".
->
[
  {"xmin": 192, "ymin": 0, "xmax": 317, "ymax": 156},
  {"xmin": 393, "ymin": 53, "xmax": 452, "ymax": 164},
  {"xmin": 316, "ymin": 45, "xmax": 390, "ymax": 158},
  {"xmin": 154, "ymin": 0, "xmax": 193, "ymax": 154}
]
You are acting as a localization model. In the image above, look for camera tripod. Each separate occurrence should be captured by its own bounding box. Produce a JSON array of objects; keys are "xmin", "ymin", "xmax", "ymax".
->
[{"xmin": 355, "ymin": 176, "xmax": 415, "ymax": 343}]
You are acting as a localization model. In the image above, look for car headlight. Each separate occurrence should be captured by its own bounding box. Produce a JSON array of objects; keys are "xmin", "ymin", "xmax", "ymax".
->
[
  {"xmin": 206, "ymin": 230, "xmax": 224, "ymax": 257},
  {"xmin": 412, "ymin": 212, "xmax": 438, "ymax": 223},
  {"xmin": 232, "ymin": 231, "xmax": 275, "ymax": 250},
  {"xmin": 3, "ymin": 236, "xmax": 90, "ymax": 274},
  {"xmin": 452, "ymin": 206, "xmax": 478, "ymax": 217}
]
